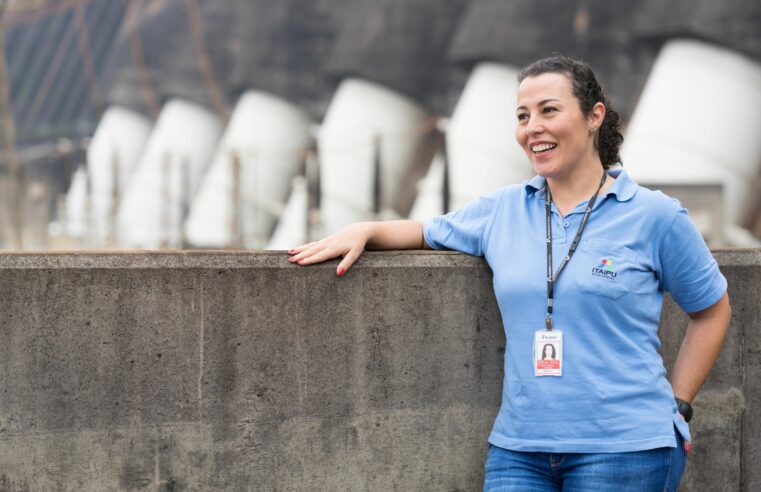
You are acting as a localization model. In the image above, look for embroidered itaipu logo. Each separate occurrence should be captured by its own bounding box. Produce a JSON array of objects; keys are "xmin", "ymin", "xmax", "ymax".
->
[{"xmin": 592, "ymin": 258, "xmax": 617, "ymax": 279}]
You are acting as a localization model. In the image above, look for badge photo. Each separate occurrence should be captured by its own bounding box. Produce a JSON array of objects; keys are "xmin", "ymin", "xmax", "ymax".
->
[{"xmin": 534, "ymin": 330, "xmax": 563, "ymax": 377}]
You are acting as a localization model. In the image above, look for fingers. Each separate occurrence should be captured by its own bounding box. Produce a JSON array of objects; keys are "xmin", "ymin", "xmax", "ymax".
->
[
  {"xmin": 287, "ymin": 223, "xmax": 371, "ymax": 275},
  {"xmin": 296, "ymin": 247, "xmax": 340, "ymax": 266},
  {"xmin": 336, "ymin": 247, "xmax": 362, "ymax": 276},
  {"xmin": 287, "ymin": 237, "xmax": 365, "ymax": 276},
  {"xmin": 287, "ymin": 242, "xmax": 316, "ymax": 256},
  {"xmin": 288, "ymin": 241, "xmax": 362, "ymax": 275},
  {"xmin": 287, "ymin": 242, "xmax": 325, "ymax": 263}
]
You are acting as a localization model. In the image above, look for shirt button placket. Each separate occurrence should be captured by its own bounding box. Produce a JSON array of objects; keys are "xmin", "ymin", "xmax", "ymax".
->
[{"xmin": 555, "ymin": 216, "xmax": 568, "ymax": 243}]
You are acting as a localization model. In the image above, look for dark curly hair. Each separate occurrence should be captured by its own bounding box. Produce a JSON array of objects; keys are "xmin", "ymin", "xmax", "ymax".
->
[{"xmin": 517, "ymin": 55, "xmax": 623, "ymax": 169}]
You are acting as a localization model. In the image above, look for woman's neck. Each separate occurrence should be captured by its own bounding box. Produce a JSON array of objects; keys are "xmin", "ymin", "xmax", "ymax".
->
[{"xmin": 546, "ymin": 161, "xmax": 613, "ymax": 216}]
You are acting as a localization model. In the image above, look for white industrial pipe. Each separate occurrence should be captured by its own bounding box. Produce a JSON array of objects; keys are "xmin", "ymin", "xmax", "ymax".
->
[
  {"xmin": 266, "ymin": 175, "xmax": 309, "ymax": 250},
  {"xmin": 118, "ymin": 99, "xmax": 222, "ymax": 249},
  {"xmin": 446, "ymin": 62, "xmax": 531, "ymax": 210},
  {"xmin": 184, "ymin": 91, "xmax": 313, "ymax": 248},
  {"xmin": 318, "ymin": 78, "xmax": 433, "ymax": 235},
  {"xmin": 87, "ymin": 105, "xmax": 153, "ymax": 247},
  {"xmin": 409, "ymin": 152, "xmax": 446, "ymax": 222},
  {"xmin": 64, "ymin": 166, "xmax": 89, "ymax": 241},
  {"xmin": 622, "ymin": 39, "xmax": 761, "ymax": 227}
]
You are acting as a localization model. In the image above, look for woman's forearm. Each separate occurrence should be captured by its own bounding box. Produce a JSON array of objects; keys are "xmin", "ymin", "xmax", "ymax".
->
[
  {"xmin": 670, "ymin": 292, "xmax": 732, "ymax": 402},
  {"xmin": 365, "ymin": 220, "xmax": 428, "ymax": 250}
]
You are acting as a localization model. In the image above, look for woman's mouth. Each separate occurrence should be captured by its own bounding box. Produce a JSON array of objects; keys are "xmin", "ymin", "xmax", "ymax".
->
[{"xmin": 531, "ymin": 143, "xmax": 557, "ymax": 157}]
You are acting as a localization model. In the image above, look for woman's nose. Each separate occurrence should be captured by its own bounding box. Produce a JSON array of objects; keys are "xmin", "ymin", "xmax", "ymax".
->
[{"xmin": 525, "ymin": 116, "xmax": 543, "ymax": 136}]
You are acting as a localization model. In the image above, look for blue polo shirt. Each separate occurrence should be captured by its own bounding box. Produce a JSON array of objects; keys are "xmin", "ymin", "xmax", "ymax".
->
[{"xmin": 423, "ymin": 169, "xmax": 727, "ymax": 453}]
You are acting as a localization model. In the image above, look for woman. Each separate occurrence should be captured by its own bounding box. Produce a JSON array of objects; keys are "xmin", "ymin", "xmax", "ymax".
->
[
  {"xmin": 288, "ymin": 55, "xmax": 731, "ymax": 491},
  {"xmin": 541, "ymin": 343, "xmax": 556, "ymax": 361}
]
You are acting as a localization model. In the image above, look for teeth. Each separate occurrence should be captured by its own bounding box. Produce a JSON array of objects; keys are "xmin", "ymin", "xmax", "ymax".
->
[{"xmin": 531, "ymin": 143, "xmax": 556, "ymax": 152}]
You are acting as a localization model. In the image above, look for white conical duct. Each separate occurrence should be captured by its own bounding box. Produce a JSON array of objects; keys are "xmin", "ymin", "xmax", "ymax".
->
[
  {"xmin": 118, "ymin": 99, "xmax": 223, "ymax": 249},
  {"xmin": 622, "ymin": 39, "xmax": 761, "ymax": 225},
  {"xmin": 65, "ymin": 166, "xmax": 89, "ymax": 240},
  {"xmin": 185, "ymin": 91, "xmax": 313, "ymax": 248},
  {"xmin": 447, "ymin": 62, "xmax": 530, "ymax": 210},
  {"xmin": 409, "ymin": 152, "xmax": 446, "ymax": 222},
  {"xmin": 318, "ymin": 78, "xmax": 433, "ymax": 235},
  {"xmin": 88, "ymin": 106, "xmax": 153, "ymax": 247},
  {"xmin": 266, "ymin": 176, "xmax": 309, "ymax": 250}
]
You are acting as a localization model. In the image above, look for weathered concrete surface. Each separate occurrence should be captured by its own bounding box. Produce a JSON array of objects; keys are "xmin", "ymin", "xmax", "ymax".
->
[
  {"xmin": 0, "ymin": 251, "xmax": 503, "ymax": 491},
  {"xmin": 0, "ymin": 249, "xmax": 757, "ymax": 491}
]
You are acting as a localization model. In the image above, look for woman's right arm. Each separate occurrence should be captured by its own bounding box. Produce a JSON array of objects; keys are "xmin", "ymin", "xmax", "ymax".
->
[{"xmin": 287, "ymin": 220, "xmax": 428, "ymax": 276}]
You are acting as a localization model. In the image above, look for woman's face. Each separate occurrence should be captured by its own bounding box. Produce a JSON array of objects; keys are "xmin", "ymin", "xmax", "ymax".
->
[
  {"xmin": 515, "ymin": 72, "xmax": 602, "ymax": 180},
  {"xmin": 543, "ymin": 345, "xmax": 553, "ymax": 358}
]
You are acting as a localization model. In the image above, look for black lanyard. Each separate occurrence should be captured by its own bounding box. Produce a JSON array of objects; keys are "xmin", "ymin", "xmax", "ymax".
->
[{"xmin": 544, "ymin": 172, "xmax": 607, "ymax": 331}]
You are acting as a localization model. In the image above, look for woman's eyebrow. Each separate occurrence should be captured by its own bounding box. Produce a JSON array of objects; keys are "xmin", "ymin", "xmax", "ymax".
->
[{"xmin": 516, "ymin": 98, "xmax": 562, "ymax": 111}]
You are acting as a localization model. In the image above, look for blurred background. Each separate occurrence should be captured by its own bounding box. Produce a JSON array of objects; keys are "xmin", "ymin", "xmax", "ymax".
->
[{"xmin": 0, "ymin": 0, "xmax": 760, "ymax": 251}]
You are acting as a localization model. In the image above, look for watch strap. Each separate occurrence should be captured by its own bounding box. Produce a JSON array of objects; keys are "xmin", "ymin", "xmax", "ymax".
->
[{"xmin": 675, "ymin": 397, "xmax": 693, "ymax": 423}]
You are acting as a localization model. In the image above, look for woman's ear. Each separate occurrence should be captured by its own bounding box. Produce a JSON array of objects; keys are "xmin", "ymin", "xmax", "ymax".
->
[{"xmin": 589, "ymin": 101, "xmax": 606, "ymax": 129}]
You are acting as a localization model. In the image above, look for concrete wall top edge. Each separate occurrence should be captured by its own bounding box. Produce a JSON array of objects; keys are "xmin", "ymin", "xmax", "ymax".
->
[
  {"xmin": 0, "ymin": 250, "xmax": 480, "ymax": 270},
  {"xmin": 712, "ymin": 248, "xmax": 761, "ymax": 266},
  {"xmin": 0, "ymin": 249, "xmax": 755, "ymax": 270}
]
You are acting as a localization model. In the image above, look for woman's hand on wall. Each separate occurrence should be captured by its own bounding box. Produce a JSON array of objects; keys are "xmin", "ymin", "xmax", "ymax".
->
[
  {"xmin": 288, "ymin": 222, "xmax": 373, "ymax": 276},
  {"xmin": 287, "ymin": 220, "xmax": 427, "ymax": 277}
]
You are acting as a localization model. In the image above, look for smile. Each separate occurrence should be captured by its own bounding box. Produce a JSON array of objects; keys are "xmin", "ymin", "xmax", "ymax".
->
[{"xmin": 531, "ymin": 143, "xmax": 557, "ymax": 154}]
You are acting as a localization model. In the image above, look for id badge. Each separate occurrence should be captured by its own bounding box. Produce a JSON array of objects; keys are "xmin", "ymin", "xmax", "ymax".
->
[{"xmin": 534, "ymin": 330, "xmax": 563, "ymax": 377}]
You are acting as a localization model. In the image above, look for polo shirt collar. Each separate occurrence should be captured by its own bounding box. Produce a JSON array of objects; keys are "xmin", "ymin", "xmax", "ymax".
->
[
  {"xmin": 605, "ymin": 168, "xmax": 637, "ymax": 201},
  {"xmin": 523, "ymin": 167, "xmax": 637, "ymax": 202}
]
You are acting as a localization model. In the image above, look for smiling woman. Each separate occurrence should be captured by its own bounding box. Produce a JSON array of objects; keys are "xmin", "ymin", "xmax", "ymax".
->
[
  {"xmin": 288, "ymin": 55, "xmax": 731, "ymax": 492},
  {"xmin": 518, "ymin": 57, "xmax": 624, "ymax": 168},
  {"xmin": 514, "ymin": 58, "xmax": 623, "ymax": 215}
]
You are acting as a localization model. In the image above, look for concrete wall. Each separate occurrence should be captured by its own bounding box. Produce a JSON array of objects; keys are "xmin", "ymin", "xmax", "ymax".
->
[{"xmin": 0, "ymin": 249, "xmax": 757, "ymax": 491}]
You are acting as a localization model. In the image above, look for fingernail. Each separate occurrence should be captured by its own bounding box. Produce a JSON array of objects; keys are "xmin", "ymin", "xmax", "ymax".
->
[
  {"xmin": 288, "ymin": 249, "xmax": 295, "ymax": 254},
  {"xmin": 337, "ymin": 267, "xmax": 345, "ymax": 277},
  {"xmin": 288, "ymin": 257, "xmax": 296, "ymax": 262},
  {"xmin": 684, "ymin": 442, "xmax": 692, "ymax": 454}
]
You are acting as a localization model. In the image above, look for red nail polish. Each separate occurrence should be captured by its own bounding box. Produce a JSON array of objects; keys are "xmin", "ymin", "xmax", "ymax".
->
[
  {"xmin": 337, "ymin": 267, "xmax": 345, "ymax": 277},
  {"xmin": 684, "ymin": 442, "xmax": 692, "ymax": 454}
]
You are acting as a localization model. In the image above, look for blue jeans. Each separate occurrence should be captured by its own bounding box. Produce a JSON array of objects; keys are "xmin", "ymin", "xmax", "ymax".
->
[{"xmin": 484, "ymin": 431, "xmax": 687, "ymax": 491}]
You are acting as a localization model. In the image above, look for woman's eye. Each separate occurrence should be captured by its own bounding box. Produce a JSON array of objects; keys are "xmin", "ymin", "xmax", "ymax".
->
[
  {"xmin": 517, "ymin": 113, "xmax": 529, "ymax": 121},
  {"xmin": 543, "ymin": 106, "xmax": 557, "ymax": 113}
]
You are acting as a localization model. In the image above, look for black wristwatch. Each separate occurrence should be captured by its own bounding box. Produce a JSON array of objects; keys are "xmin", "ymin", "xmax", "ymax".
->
[{"xmin": 675, "ymin": 398, "xmax": 693, "ymax": 423}]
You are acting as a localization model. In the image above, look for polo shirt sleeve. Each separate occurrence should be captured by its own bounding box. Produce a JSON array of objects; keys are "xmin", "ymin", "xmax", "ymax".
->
[
  {"xmin": 658, "ymin": 207, "xmax": 727, "ymax": 313},
  {"xmin": 422, "ymin": 191, "xmax": 500, "ymax": 257}
]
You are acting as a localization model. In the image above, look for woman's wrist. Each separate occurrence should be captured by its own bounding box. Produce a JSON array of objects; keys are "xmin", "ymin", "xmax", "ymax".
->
[
  {"xmin": 356, "ymin": 222, "xmax": 378, "ymax": 247},
  {"xmin": 675, "ymin": 398, "xmax": 693, "ymax": 422}
]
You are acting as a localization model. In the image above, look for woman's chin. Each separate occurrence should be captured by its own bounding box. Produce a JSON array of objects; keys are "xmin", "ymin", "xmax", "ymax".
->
[{"xmin": 531, "ymin": 162, "xmax": 558, "ymax": 178}]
